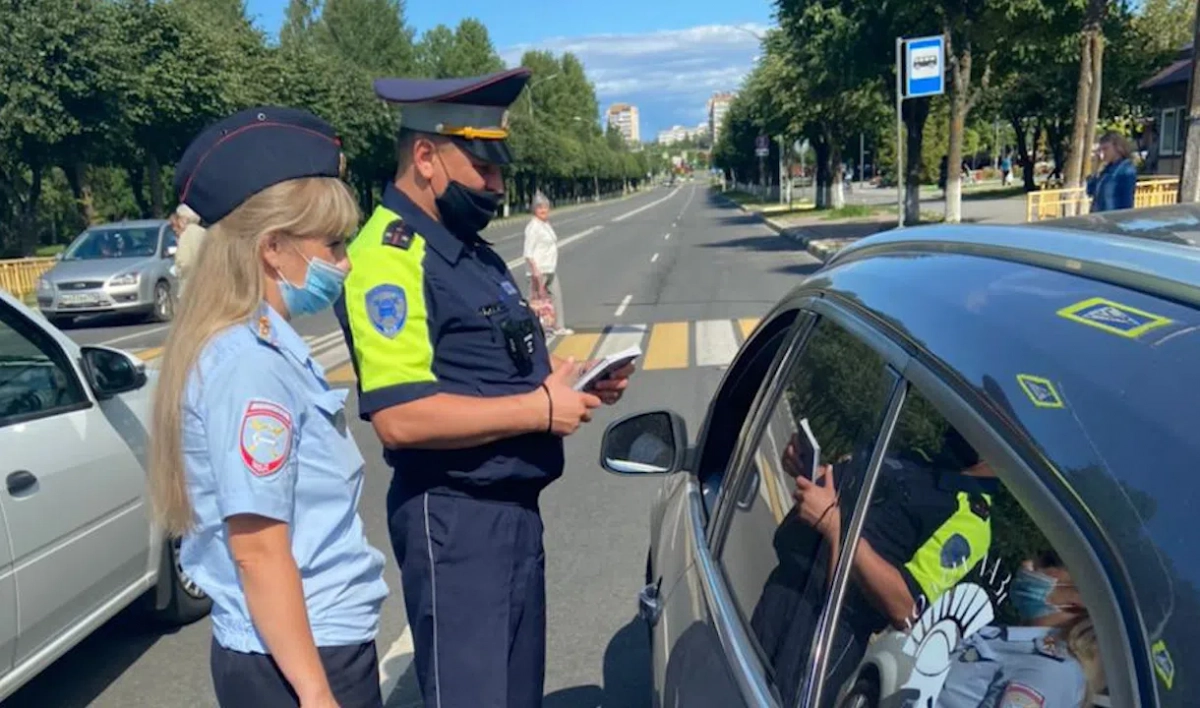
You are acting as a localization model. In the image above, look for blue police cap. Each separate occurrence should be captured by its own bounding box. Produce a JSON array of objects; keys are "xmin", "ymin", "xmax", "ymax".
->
[
  {"xmin": 174, "ymin": 106, "xmax": 345, "ymax": 226},
  {"xmin": 374, "ymin": 68, "xmax": 532, "ymax": 165}
]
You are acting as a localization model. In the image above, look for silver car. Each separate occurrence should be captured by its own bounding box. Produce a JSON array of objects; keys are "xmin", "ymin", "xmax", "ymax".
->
[
  {"xmin": 0, "ymin": 287, "xmax": 209, "ymax": 701},
  {"xmin": 36, "ymin": 220, "xmax": 179, "ymax": 327}
]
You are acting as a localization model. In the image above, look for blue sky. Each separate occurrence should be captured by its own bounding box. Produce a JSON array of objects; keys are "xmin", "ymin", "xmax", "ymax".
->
[{"xmin": 244, "ymin": 0, "xmax": 775, "ymax": 138}]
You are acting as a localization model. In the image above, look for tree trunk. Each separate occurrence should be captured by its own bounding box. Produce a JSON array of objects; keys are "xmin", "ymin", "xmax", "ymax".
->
[
  {"xmin": 946, "ymin": 41, "xmax": 973, "ymax": 224},
  {"xmin": 127, "ymin": 162, "xmax": 152, "ymax": 217},
  {"xmin": 64, "ymin": 161, "xmax": 97, "ymax": 226},
  {"xmin": 1065, "ymin": 0, "xmax": 1106, "ymax": 193},
  {"xmin": 903, "ymin": 98, "xmax": 931, "ymax": 226},
  {"xmin": 1010, "ymin": 114, "xmax": 1037, "ymax": 192},
  {"xmin": 1084, "ymin": 32, "xmax": 1105, "ymax": 177},
  {"xmin": 19, "ymin": 165, "xmax": 43, "ymax": 256},
  {"xmin": 1047, "ymin": 118, "xmax": 1069, "ymax": 183},
  {"xmin": 813, "ymin": 139, "xmax": 831, "ymax": 209},
  {"xmin": 1181, "ymin": 4, "xmax": 1200, "ymax": 202},
  {"xmin": 148, "ymin": 152, "xmax": 165, "ymax": 217}
]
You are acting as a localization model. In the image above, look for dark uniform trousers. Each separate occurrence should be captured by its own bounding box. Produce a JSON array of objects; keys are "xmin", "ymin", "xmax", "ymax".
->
[
  {"xmin": 210, "ymin": 637, "xmax": 383, "ymax": 708},
  {"xmin": 391, "ymin": 489, "xmax": 546, "ymax": 707}
]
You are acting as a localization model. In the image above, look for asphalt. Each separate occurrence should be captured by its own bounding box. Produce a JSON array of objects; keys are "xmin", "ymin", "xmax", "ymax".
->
[{"xmin": 3, "ymin": 182, "xmax": 823, "ymax": 707}]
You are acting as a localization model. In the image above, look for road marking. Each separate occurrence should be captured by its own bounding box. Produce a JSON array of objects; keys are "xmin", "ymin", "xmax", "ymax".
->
[
  {"xmin": 614, "ymin": 294, "xmax": 632, "ymax": 317},
  {"xmin": 651, "ymin": 252, "xmax": 659, "ymax": 263},
  {"xmin": 738, "ymin": 317, "xmax": 760, "ymax": 339},
  {"xmin": 504, "ymin": 225, "xmax": 602, "ymax": 269},
  {"xmin": 326, "ymin": 362, "xmax": 357, "ymax": 384},
  {"xmin": 100, "ymin": 324, "xmax": 170, "ymax": 347},
  {"xmin": 378, "ymin": 624, "xmax": 415, "ymax": 700},
  {"xmin": 643, "ymin": 322, "xmax": 689, "ymax": 370},
  {"xmin": 553, "ymin": 331, "xmax": 602, "ymax": 362},
  {"xmin": 611, "ymin": 188, "xmax": 680, "ymax": 222},
  {"xmin": 695, "ymin": 319, "xmax": 739, "ymax": 367},
  {"xmin": 132, "ymin": 346, "xmax": 163, "ymax": 361},
  {"xmin": 664, "ymin": 233, "xmax": 670, "ymax": 240},
  {"xmin": 593, "ymin": 323, "xmax": 647, "ymax": 359}
]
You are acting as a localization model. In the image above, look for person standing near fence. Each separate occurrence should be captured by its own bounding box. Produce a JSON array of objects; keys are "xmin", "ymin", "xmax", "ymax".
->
[
  {"xmin": 523, "ymin": 191, "xmax": 571, "ymax": 336},
  {"xmin": 1086, "ymin": 132, "xmax": 1138, "ymax": 213}
]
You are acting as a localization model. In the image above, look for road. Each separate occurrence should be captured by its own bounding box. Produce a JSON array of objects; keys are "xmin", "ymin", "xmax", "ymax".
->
[{"xmin": 3, "ymin": 182, "xmax": 823, "ymax": 707}]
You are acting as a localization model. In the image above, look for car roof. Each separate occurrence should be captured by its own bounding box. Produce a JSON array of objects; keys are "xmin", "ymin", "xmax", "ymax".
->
[
  {"xmin": 813, "ymin": 224, "xmax": 1200, "ymax": 699},
  {"xmin": 1035, "ymin": 203, "xmax": 1200, "ymax": 249}
]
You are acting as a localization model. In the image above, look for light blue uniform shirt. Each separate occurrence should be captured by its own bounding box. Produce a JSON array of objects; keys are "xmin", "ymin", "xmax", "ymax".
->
[
  {"xmin": 937, "ymin": 626, "xmax": 1087, "ymax": 708},
  {"xmin": 180, "ymin": 303, "xmax": 389, "ymax": 654}
]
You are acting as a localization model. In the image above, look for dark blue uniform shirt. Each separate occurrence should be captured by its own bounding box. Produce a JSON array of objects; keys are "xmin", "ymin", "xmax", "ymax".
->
[{"xmin": 335, "ymin": 185, "xmax": 562, "ymax": 503}]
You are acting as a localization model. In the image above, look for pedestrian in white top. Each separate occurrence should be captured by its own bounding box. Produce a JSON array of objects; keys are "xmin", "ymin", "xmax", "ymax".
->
[{"xmin": 523, "ymin": 191, "xmax": 572, "ymax": 335}]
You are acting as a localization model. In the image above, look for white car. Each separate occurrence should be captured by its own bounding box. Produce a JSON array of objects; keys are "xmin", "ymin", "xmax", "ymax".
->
[{"xmin": 0, "ymin": 287, "xmax": 209, "ymax": 701}]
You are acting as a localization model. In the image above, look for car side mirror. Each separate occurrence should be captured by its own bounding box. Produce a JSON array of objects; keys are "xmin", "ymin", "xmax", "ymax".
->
[
  {"xmin": 80, "ymin": 346, "xmax": 147, "ymax": 399},
  {"xmin": 165, "ymin": 245, "xmax": 178, "ymax": 258},
  {"xmin": 599, "ymin": 410, "xmax": 688, "ymax": 476}
]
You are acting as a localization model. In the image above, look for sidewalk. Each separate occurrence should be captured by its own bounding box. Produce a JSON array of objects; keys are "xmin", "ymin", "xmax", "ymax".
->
[{"xmin": 727, "ymin": 188, "xmax": 1029, "ymax": 262}]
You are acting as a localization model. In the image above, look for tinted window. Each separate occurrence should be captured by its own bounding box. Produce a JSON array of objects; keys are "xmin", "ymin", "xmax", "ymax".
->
[
  {"xmin": 717, "ymin": 316, "xmax": 897, "ymax": 705},
  {"xmin": 822, "ymin": 386, "xmax": 1110, "ymax": 708},
  {"xmin": 0, "ymin": 305, "xmax": 88, "ymax": 426},
  {"xmin": 826, "ymin": 253, "xmax": 1200, "ymax": 699}
]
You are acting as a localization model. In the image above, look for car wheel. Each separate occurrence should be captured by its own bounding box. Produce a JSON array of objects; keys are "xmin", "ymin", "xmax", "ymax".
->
[
  {"xmin": 151, "ymin": 280, "xmax": 174, "ymax": 322},
  {"xmin": 153, "ymin": 536, "xmax": 211, "ymax": 625}
]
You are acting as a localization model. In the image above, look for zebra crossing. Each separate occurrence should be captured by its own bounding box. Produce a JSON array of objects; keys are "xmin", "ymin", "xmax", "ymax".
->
[{"xmin": 126, "ymin": 316, "xmax": 763, "ymax": 385}]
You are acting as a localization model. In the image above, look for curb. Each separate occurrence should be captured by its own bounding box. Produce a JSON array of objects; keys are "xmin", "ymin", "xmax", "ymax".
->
[{"xmin": 712, "ymin": 192, "xmax": 840, "ymax": 263}]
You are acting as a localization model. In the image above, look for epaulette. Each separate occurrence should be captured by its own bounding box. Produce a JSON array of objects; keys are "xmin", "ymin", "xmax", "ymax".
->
[{"xmin": 382, "ymin": 218, "xmax": 414, "ymax": 250}]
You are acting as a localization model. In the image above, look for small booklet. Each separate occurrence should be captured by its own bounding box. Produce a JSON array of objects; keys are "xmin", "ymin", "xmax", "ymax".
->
[
  {"xmin": 796, "ymin": 417, "xmax": 822, "ymax": 480},
  {"xmin": 573, "ymin": 345, "xmax": 642, "ymax": 392}
]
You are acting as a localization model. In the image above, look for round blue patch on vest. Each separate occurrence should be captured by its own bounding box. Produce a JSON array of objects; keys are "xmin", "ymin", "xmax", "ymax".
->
[
  {"xmin": 366, "ymin": 284, "xmax": 407, "ymax": 339},
  {"xmin": 940, "ymin": 533, "xmax": 972, "ymax": 569}
]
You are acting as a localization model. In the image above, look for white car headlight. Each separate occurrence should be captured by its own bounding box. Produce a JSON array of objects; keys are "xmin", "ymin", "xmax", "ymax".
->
[{"xmin": 109, "ymin": 272, "xmax": 140, "ymax": 286}]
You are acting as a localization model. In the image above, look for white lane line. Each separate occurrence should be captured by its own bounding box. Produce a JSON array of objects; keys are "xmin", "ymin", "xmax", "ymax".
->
[
  {"xmin": 307, "ymin": 330, "xmax": 344, "ymax": 352},
  {"xmin": 611, "ymin": 188, "xmax": 680, "ymax": 222},
  {"xmin": 650, "ymin": 252, "xmax": 659, "ymax": 263},
  {"xmin": 664, "ymin": 233, "xmax": 670, "ymax": 240},
  {"xmin": 614, "ymin": 294, "xmax": 632, "ymax": 317},
  {"xmin": 504, "ymin": 225, "xmax": 602, "ymax": 270},
  {"xmin": 315, "ymin": 340, "xmax": 350, "ymax": 371},
  {"xmin": 379, "ymin": 624, "xmax": 415, "ymax": 700},
  {"xmin": 679, "ymin": 183, "xmax": 698, "ymax": 215},
  {"xmin": 594, "ymin": 323, "xmax": 647, "ymax": 359},
  {"xmin": 100, "ymin": 324, "xmax": 170, "ymax": 347},
  {"xmin": 695, "ymin": 319, "xmax": 740, "ymax": 367}
]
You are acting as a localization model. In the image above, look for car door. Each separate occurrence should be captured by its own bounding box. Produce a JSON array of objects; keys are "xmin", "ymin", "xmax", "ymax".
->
[
  {"xmin": 0, "ymin": 299, "xmax": 150, "ymax": 666},
  {"xmin": 655, "ymin": 301, "xmax": 910, "ymax": 706}
]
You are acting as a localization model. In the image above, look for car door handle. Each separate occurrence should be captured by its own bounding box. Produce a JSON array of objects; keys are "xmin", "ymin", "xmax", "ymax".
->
[{"xmin": 6, "ymin": 471, "xmax": 38, "ymax": 496}]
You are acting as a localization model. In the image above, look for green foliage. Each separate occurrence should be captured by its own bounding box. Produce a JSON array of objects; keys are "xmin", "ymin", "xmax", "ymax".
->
[{"xmin": 0, "ymin": 0, "xmax": 648, "ymax": 257}]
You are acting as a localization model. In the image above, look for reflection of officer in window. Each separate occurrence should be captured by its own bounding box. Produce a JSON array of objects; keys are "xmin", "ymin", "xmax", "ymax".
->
[{"xmin": 750, "ymin": 428, "xmax": 998, "ymax": 706}]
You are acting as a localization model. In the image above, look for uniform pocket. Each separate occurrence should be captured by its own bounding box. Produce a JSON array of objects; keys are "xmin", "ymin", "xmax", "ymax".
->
[{"xmin": 311, "ymin": 388, "xmax": 365, "ymax": 478}]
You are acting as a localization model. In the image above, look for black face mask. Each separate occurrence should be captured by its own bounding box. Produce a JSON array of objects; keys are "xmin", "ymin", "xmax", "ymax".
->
[{"xmin": 436, "ymin": 180, "xmax": 502, "ymax": 239}]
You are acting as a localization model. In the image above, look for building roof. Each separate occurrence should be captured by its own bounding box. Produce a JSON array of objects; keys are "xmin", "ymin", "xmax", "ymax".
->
[{"xmin": 1141, "ymin": 41, "xmax": 1193, "ymax": 90}]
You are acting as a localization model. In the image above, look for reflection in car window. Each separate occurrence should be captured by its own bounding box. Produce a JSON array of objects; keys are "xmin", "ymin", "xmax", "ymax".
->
[
  {"xmin": 825, "ymin": 387, "xmax": 1108, "ymax": 708},
  {"xmin": 716, "ymin": 316, "xmax": 897, "ymax": 706},
  {"xmin": 62, "ymin": 227, "xmax": 160, "ymax": 260},
  {"xmin": 0, "ymin": 306, "xmax": 88, "ymax": 425}
]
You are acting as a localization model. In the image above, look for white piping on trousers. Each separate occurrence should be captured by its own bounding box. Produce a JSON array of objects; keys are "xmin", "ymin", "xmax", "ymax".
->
[{"xmin": 424, "ymin": 493, "xmax": 443, "ymax": 708}]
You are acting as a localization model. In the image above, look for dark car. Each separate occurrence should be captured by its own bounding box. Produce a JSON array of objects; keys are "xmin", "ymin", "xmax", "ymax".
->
[{"xmin": 601, "ymin": 222, "xmax": 1199, "ymax": 708}]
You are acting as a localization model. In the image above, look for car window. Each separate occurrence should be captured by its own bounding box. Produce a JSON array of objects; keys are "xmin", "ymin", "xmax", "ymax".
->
[
  {"xmin": 715, "ymin": 316, "xmax": 899, "ymax": 706},
  {"xmin": 62, "ymin": 226, "xmax": 160, "ymax": 260},
  {"xmin": 0, "ymin": 305, "xmax": 89, "ymax": 426},
  {"xmin": 697, "ymin": 309, "xmax": 802, "ymax": 510},
  {"xmin": 162, "ymin": 228, "xmax": 177, "ymax": 254},
  {"xmin": 818, "ymin": 385, "xmax": 1109, "ymax": 708}
]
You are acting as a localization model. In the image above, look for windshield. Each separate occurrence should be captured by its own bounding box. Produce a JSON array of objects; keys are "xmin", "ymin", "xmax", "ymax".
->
[{"xmin": 63, "ymin": 227, "xmax": 160, "ymax": 261}]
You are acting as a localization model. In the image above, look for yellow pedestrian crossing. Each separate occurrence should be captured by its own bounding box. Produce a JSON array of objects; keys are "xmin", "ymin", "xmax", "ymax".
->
[
  {"xmin": 552, "ymin": 317, "xmax": 760, "ymax": 372},
  {"xmin": 738, "ymin": 317, "xmax": 759, "ymax": 339},
  {"xmin": 131, "ymin": 346, "xmax": 163, "ymax": 361},
  {"xmin": 642, "ymin": 322, "xmax": 689, "ymax": 370}
]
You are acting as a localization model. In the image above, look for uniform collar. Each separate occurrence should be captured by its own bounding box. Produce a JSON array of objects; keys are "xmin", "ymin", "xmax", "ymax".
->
[
  {"xmin": 248, "ymin": 302, "xmax": 311, "ymax": 366},
  {"xmin": 381, "ymin": 183, "xmax": 463, "ymax": 263}
]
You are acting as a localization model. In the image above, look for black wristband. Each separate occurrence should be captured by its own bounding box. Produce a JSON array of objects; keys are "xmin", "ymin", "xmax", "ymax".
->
[{"xmin": 540, "ymin": 382, "xmax": 552, "ymax": 434}]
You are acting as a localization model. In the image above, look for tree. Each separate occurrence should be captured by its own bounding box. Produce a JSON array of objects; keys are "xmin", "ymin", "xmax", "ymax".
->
[
  {"xmin": 1065, "ymin": 0, "xmax": 1110, "ymax": 193},
  {"xmin": 317, "ymin": 0, "xmax": 415, "ymax": 76}
]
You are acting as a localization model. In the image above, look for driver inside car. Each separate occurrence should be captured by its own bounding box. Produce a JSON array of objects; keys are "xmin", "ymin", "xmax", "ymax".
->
[{"xmin": 750, "ymin": 427, "xmax": 999, "ymax": 706}]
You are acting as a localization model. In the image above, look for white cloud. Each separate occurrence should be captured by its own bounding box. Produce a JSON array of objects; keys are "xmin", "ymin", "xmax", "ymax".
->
[{"xmin": 500, "ymin": 23, "xmax": 768, "ymax": 137}]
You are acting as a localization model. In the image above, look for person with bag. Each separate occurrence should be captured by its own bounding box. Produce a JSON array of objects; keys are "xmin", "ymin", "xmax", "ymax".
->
[{"xmin": 523, "ymin": 190, "xmax": 572, "ymax": 336}]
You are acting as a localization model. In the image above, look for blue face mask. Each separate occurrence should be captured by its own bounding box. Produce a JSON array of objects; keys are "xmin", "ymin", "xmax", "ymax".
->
[
  {"xmin": 1010, "ymin": 568, "xmax": 1065, "ymax": 621},
  {"xmin": 277, "ymin": 254, "xmax": 346, "ymax": 318}
]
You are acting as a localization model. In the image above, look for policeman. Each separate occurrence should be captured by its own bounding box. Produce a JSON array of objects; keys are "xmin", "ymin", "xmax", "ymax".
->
[
  {"xmin": 147, "ymin": 106, "xmax": 389, "ymax": 708},
  {"xmin": 333, "ymin": 68, "xmax": 631, "ymax": 707}
]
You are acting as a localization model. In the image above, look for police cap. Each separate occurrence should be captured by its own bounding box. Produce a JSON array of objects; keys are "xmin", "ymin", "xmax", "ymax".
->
[
  {"xmin": 374, "ymin": 67, "xmax": 532, "ymax": 166},
  {"xmin": 174, "ymin": 106, "xmax": 345, "ymax": 226}
]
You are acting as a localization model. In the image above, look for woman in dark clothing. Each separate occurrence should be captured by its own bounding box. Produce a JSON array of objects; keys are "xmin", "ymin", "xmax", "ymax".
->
[{"xmin": 1086, "ymin": 132, "xmax": 1138, "ymax": 212}]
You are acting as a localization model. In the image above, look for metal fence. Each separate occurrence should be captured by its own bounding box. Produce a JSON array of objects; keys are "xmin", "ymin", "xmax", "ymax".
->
[
  {"xmin": 1026, "ymin": 178, "xmax": 1181, "ymax": 222},
  {"xmin": 0, "ymin": 257, "xmax": 56, "ymax": 300}
]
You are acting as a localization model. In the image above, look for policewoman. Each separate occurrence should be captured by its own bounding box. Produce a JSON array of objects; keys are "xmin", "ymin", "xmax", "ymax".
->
[
  {"xmin": 147, "ymin": 106, "xmax": 389, "ymax": 708},
  {"xmin": 333, "ymin": 68, "xmax": 632, "ymax": 707}
]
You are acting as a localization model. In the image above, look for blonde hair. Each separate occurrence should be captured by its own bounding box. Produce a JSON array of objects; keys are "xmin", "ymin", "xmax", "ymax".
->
[
  {"xmin": 1061, "ymin": 613, "xmax": 1106, "ymax": 707},
  {"xmin": 149, "ymin": 177, "xmax": 361, "ymax": 536}
]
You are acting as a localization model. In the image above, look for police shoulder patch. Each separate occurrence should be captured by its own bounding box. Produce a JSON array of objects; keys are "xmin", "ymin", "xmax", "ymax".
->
[
  {"xmin": 382, "ymin": 219, "xmax": 414, "ymax": 250},
  {"xmin": 239, "ymin": 399, "xmax": 293, "ymax": 477},
  {"xmin": 998, "ymin": 683, "xmax": 1044, "ymax": 708},
  {"xmin": 365, "ymin": 283, "xmax": 407, "ymax": 339}
]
